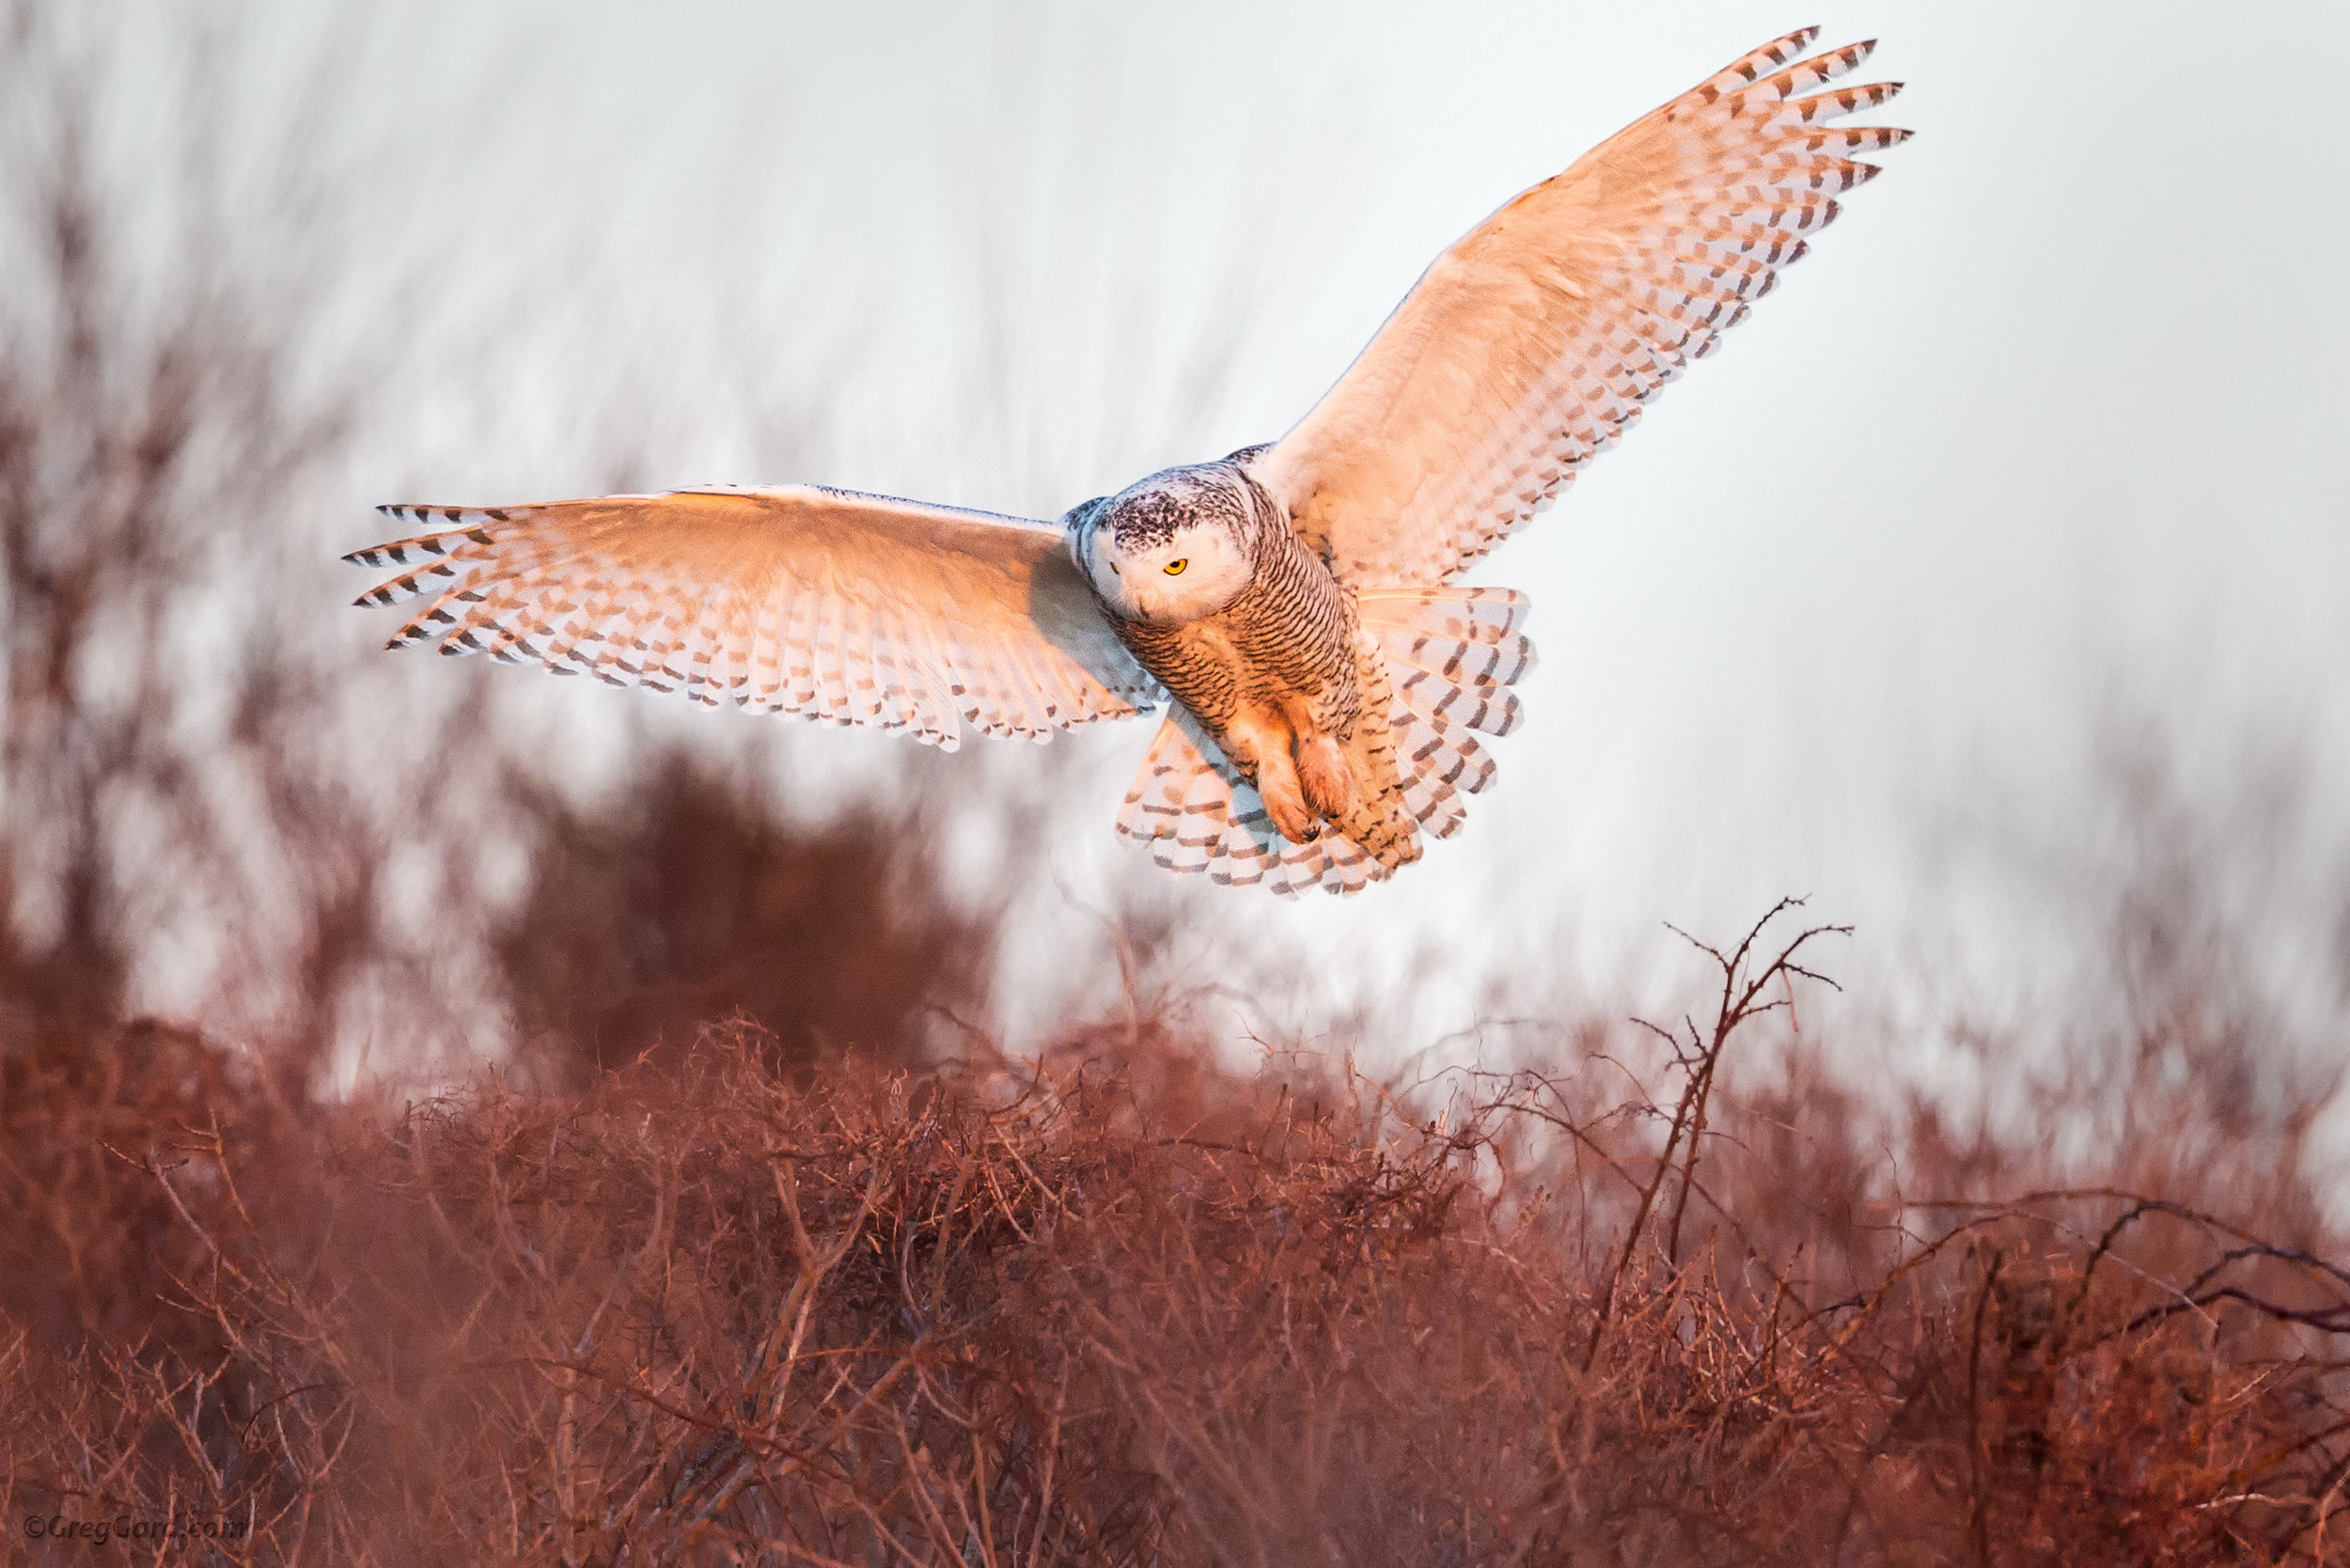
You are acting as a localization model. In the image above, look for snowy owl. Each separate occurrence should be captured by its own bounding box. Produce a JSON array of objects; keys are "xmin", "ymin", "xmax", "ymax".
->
[{"xmin": 348, "ymin": 30, "xmax": 1906, "ymax": 897}]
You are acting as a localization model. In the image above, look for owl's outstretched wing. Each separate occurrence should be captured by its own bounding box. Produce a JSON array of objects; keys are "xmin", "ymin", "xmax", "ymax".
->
[
  {"xmin": 1254, "ymin": 29, "xmax": 1907, "ymax": 588},
  {"xmin": 346, "ymin": 484, "xmax": 1156, "ymax": 747}
]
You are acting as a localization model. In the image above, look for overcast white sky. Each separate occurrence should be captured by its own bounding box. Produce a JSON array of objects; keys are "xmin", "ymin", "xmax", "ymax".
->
[{"xmin": 227, "ymin": 1, "xmax": 2350, "ymax": 1058}]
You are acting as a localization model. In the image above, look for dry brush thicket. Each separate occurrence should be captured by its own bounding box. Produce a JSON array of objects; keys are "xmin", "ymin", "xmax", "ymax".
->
[{"xmin": 4, "ymin": 906, "xmax": 2350, "ymax": 1566}]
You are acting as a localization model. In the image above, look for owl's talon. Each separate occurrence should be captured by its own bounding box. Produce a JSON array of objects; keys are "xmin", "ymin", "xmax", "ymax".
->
[{"xmin": 1295, "ymin": 733, "xmax": 1357, "ymax": 821}]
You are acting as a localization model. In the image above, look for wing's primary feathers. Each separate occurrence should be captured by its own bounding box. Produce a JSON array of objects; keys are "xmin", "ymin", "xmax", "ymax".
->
[
  {"xmin": 1255, "ymin": 29, "xmax": 1908, "ymax": 587},
  {"xmin": 347, "ymin": 485, "xmax": 1156, "ymax": 747}
]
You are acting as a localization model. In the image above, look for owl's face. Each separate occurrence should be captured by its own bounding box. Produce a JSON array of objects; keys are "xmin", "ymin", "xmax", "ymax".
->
[{"xmin": 1067, "ymin": 464, "xmax": 1256, "ymax": 626}]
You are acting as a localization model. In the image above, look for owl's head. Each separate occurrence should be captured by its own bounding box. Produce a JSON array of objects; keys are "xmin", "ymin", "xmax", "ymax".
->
[{"xmin": 1064, "ymin": 460, "xmax": 1260, "ymax": 626}]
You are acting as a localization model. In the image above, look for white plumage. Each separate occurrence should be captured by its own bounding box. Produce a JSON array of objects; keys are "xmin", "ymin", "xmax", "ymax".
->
[
  {"xmin": 1259, "ymin": 33, "xmax": 1904, "ymax": 587},
  {"xmin": 349, "ymin": 29, "xmax": 1906, "ymax": 898},
  {"xmin": 352, "ymin": 486, "xmax": 1152, "ymax": 744}
]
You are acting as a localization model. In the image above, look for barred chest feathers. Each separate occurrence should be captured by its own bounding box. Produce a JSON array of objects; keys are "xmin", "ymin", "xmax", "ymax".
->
[{"xmin": 1064, "ymin": 451, "xmax": 1417, "ymax": 860}]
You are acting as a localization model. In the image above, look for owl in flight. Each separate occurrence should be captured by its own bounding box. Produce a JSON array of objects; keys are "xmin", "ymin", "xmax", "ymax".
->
[{"xmin": 350, "ymin": 30, "xmax": 1904, "ymax": 896}]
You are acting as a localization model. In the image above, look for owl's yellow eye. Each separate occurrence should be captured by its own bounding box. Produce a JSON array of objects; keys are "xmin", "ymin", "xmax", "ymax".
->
[{"xmin": 1163, "ymin": 558, "xmax": 1188, "ymax": 576}]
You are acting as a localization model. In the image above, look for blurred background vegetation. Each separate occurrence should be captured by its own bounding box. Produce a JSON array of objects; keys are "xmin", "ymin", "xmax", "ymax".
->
[{"xmin": 0, "ymin": 0, "xmax": 2338, "ymax": 1093}]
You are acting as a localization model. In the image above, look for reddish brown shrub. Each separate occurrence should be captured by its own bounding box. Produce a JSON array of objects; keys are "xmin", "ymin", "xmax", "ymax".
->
[
  {"xmin": 494, "ymin": 755, "xmax": 994, "ymax": 1085},
  {"xmin": 3, "ymin": 907, "xmax": 2345, "ymax": 1565}
]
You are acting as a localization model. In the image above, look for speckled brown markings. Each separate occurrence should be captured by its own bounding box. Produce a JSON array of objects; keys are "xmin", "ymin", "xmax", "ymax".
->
[
  {"xmin": 1112, "ymin": 584, "xmax": 1531, "ymax": 895},
  {"xmin": 1090, "ymin": 456, "xmax": 1423, "ymax": 860},
  {"xmin": 1106, "ymin": 467, "xmax": 1356, "ymax": 737},
  {"xmin": 1081, "ymin": 452, "xmax": 1540, "ymax": 888}
]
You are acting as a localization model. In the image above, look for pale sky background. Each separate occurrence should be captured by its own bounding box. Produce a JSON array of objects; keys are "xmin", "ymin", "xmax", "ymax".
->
[{"xmin": 124, "ymin": 3, "xmax": 2350, "ymax": 1079}]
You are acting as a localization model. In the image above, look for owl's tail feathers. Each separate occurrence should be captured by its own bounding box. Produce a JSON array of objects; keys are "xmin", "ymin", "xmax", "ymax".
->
[
  {"xmin": 1361, "ymin": 586, "xmax": 1533, "ymax": 738},
  {"xmin": 1114, "ymin": 708, "xmax": 1383, "ymax": 897},
  {"xmin": 1111, "ymin": 586, "xmax": 1535, "ymax": 900},
  {"xmin": 1356, "ymin": 583, "xmax": 1535, "ymax": 842}
]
